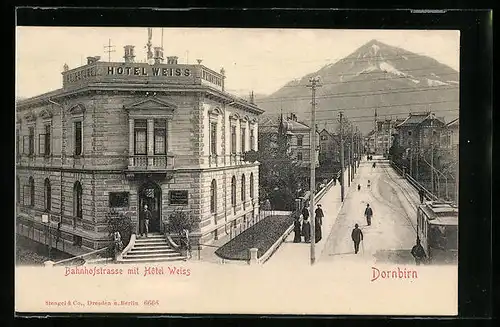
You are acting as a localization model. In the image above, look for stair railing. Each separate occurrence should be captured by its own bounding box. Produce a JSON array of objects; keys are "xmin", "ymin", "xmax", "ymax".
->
[{"xmin": 117, "ymin": 234, "xmax": 136, "ymax": 262}]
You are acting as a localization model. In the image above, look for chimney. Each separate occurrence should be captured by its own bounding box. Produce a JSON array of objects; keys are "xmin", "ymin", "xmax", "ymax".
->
[
  {"xmin": 87, "ymin": 56, "xmax": 100, "ymax": 65},
  {"xmin": 123, "ymin": 45, "xmax": 135, "ymax": 63},
  {"xmin": 153, "ymin": 47, "xmax": 164, "ymax": 64},
  {"xmin": 167, "ymin": 56, "xmax": 178, "ymax": 65}
]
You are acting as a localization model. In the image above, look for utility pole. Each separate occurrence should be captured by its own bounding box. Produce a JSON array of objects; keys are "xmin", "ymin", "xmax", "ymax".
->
[
  {"xmin": 430, "ymin": 113, "xmax": 435, "ymax": 194},
  {"xmin": 374, "ymin": 108, "xmax": 378, "ymax": 155},
  {"xmin": 351, "ymin": 126, "xmax": 355, "ymax": 179},
  {"xmin": 146, "ymin": 27, "xmax": 153, "ymax": 61},
  {"xmin": 356, "ymin": 127, "xmax": 360, "ymax": 168},
  {"xmin": 104, "ymin": 39, "xmax": 116, "ymax": 62},
  {"xmin": 340, "ymin": 112, "xmax": 345, "ymax": 202},
  {"xmin": 307, "ymin": 76, "xmax": 321, "ymax": 265},
  {"xmin": 347, "ymin": 125, "xmax": 351, "ymax": 187}
]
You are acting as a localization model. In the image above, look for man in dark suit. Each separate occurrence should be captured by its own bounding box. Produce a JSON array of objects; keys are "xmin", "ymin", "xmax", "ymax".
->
[{"xmin": 351, "ymin": 224, "xmax": 363, "ymax": 254}]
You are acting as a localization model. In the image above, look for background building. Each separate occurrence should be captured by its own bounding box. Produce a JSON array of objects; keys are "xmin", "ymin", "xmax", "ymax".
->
[{"xmin": 16, "ymin": 45, "xmax": 264, "ymax": 256}]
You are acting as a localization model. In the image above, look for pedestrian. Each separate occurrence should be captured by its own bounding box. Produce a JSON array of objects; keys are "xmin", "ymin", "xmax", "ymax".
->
[
  {"xmin": 113, "ymin": 231, "xmax": 123, "ymax": 257},
  {"xmin": 367, "ymin": 180, "xmax": 371, "ymax": 189},
  {"xmin": 419, "ymin": 189, "xmax": 425, "ymax": 203},
  {"xmin": 182, "ymin": 228, "xmax": 192, "ymax": 259},
  {"xmin": 142, "ymin": 204, "xmax": 152, "ymax": 237},
  {"xmin": 411, "ymin": 238, "xmax": 427, "ymax": 265},
  {"xmin": 302, "ymin": 216, "xmax": 311, "ymax": 243},
  {"xmin": 301, "ymin": 204, "xmax": 309, "ymax": 221},
  {"xmin": 351, "ymin": 223, "xmax": 363, "ymax": 254},
  {"xmin": 333, "ymin": 177, "xmax": 337, "ymax": 186},
  {"xmin": 293, "ymin": 217, "xmax": 302, "ymax": 243},
  {"xmin": 364, "ymin": 203, "xmax": 373, "ymax": 226},
  {"xmin": 314, "ymin": 204, "xmax": 324, "ymax": 243},
  {"xmin": 357, "ymin": 184, "xmax": 361, "ymax": 191}
]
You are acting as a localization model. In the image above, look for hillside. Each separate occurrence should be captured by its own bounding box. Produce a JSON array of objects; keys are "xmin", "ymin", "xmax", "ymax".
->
[{"xmin": 255, "ymin": 40, "xmax": 459, "ymax": 134}]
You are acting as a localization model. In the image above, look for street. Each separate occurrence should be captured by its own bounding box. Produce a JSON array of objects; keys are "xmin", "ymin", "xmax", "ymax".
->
[
  {"xmin": 268, "ymin": 157, "xmax": 422, "ymax": 266},
  {"xmin": 322, "ymin": 158, "xmax": 419, "ymax": 265}
]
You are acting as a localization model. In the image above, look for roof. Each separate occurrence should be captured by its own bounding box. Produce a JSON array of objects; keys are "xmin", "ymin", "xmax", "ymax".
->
[
  {"xmin": 396, "ymin": 112, "xmax": 431, "ymax": 127},
  {"xmin": 319, "ymin": 128, "xmax": 331, "ymax": 136},
  {"xmin": 445, "ymin": 118, "xmax": 459, "ymax": 128},
  {"xmin": 429, "ymin": 216, "xmax": 459, "ymax": 226},
  {"xmin": 420, "ymin": 201, "xmax": 458, "ymax": 223},
  {"xmin": 396, "ymin": 112, "xmax": 446, "ymax": 128},
  {"xmin": 285, "ymin": 119, "xmax": 310, "ymax": 131}
]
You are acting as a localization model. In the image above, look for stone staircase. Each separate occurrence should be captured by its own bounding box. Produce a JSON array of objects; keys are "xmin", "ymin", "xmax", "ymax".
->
[{"xmin": 118, "ymin": 233, "xmax": 186, "ymax": 263}]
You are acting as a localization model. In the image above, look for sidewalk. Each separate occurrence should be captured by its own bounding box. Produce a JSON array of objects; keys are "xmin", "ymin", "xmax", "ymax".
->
[{"xmin": 266, "ymin": 166, "xmax": 357, "ymax": 267}]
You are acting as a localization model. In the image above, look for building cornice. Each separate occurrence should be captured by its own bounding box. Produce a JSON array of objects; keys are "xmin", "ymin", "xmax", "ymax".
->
[{"xmin": 17, "ymin": 83, "xmax": 265, "ymax": 115}]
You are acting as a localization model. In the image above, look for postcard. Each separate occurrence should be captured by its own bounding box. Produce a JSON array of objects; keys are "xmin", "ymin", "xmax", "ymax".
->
[{"xmin": 15, "ymin": 26, "xmax": 459, "ymax": 315}]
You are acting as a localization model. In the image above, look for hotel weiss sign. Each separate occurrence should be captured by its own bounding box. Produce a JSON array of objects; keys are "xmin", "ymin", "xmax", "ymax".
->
[{"xmin": 64, "ymin": 65, "xmax": 192, "ymax": 84}]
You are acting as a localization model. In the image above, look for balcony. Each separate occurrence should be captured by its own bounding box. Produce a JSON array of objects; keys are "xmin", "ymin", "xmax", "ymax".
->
[{"xmin": 127, "ymin": 154, "xmax": 175, "ymax": 171}]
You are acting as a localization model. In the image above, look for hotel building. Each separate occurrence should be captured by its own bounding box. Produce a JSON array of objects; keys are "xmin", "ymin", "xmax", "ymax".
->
[{"xmin": 16, "ymin": 45, "xmax": 264, "ymax": 256}]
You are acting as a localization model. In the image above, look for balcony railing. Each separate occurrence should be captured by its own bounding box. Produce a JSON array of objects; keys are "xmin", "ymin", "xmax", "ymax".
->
[{"xmin": 128, "ymin": 154, "xmax": 174, "ymax": 170}]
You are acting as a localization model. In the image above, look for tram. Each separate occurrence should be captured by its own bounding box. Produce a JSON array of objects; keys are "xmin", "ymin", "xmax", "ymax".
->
[{"xmin": 416, "ymin": 201, "xmax": 458, "ymax": 264}]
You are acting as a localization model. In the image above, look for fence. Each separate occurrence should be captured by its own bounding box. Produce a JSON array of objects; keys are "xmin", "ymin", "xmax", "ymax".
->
[
  {"xmin": 45, "ymin": 246, "xmax": 112, "ymax": 267},
  {"xmin": 390, "ymin": 161, "xmax": 439, "ymax": 202}
]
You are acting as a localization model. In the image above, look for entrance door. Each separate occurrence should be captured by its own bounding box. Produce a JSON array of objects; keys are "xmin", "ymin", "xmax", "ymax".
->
[{"xmin": 138, "ymin": 181, "xmax": 162, "ymax": 234}]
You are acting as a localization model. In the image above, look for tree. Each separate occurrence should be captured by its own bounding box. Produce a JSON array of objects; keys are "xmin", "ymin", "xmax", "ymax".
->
[
  {"xmin": 251, "ymin": 114, "xmax": 303, "ymax": 210},
  {"xmin": 166, "ymin": 209, "xmax": 197, "ymax": 235}
]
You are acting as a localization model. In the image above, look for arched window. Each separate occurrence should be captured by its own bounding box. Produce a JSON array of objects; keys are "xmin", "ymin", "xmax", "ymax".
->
[
  {"xmin": 250, "ymin": 173, "xmax": 254, "ymax": 199},
  {"xmin": 44, "ymin": 178, "xmax": 51, "ymax": 211},
  {"xmin": 231, "ymin": 176, "xmax": 236, "ymax": 208},
  {"xmin": 241, "ymin": 174, "xmax": 246, "ymax": 203},
  {"xmin": 73, "ymin": 181, "xmax": 83, "ymax": 219},
  {"xmin": 16, "ymin": 177, "xmax": 20, "ymax": 204},
  {"xmin": 210, "ymin": 179, "xmax": 217, "ymax": 214},
  {"xmin": 28, "ymin": 176, "xmax": 35, "ymax": 207}
]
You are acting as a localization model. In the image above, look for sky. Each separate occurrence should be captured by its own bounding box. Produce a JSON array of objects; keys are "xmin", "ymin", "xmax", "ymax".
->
[{"xmin": 16, "ymin": 27, "xmax": 460, "ymax": 99}]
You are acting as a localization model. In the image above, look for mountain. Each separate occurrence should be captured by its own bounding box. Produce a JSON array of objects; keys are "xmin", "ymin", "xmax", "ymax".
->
[{"xmin": 255, "ymin": 40, "xmax": 459, "ymax": 135}]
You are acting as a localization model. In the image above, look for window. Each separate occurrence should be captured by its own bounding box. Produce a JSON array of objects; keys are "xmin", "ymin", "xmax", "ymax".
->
[
  {"xmin": 44, "ymin": 178, "xmax": 51, "ymax": 211},
  {"xmin": 241, "ymin": 174, "xmax": 246, "ymax": 203},
  {"xmin": 45, "ymin": 124, "xmax": 51, "ymax": 155},
  {"xmin": 39, "ymin": 124, "xmax": 51, "ymax": 156},
  {"xmin": 28, "ymin": 127, "xmax": 35, "ymax": 155},
  {"xmin": 154, "ymin": 119, "xmax": 167, "ymax": 154},
  {"xmin": 241, "ymin": 127, "xmax": 246, "ymax": 153},
  {"xmin": 109, "ymin": 192, "xmax": 129, "ymax": 208},
  {"xmin": 73, "ymin": 181, "xmax": 83, "ymax": 219},
  {"xmin": 231, "ymin": 126, "xmax": 236, "ymax": 154},
  {"xmin": 210, "ymin": 179, "xmax": 217, "ymax": 213},
  {"xmin": 16, "ymin": 129, "xmax": 20, "ymax": 156},
  {"xmin": 28, "ymin": 176, "xmax": 34, "ymax": 207},
  {"xmin": 250, "ymin": 129, "xmax": 255, "ymax": 151},
  {"xmin": 297, "ymin": 152, "xmax": 303, "ymax": 161},
  {"xmin": 210, "ymin": 122, "xmax": 217, "ymax": 155},
  {"xmin": 16, "ymin": 177, "xmax": 20, "ymax": 204},
  {"xmin": 134, "ymin": 119, "xmax": 147, "ymax": 155},
  {"xmin": 74, "ymin": 121, "xmax": 82, "ymax": 156},
  {"xmin": 250, "ymin": 173, "xmax": 254, "ymax": 199},
  {"xmin": 73, "ymin": 235, "xmax": 82, "ymax": 247},
  {"xmin": 297, "ymin": 135, "xmax": 303, "ymax": 146},
  {"xmin": 231, "ymin": 176, "xmax": 236, "ymax": 207}
]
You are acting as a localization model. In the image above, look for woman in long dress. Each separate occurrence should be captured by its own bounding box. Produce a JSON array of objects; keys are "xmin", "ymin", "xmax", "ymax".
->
[
  {"xmin": 293, "ymin": 217, "xmax": 302, "ymax": 243},
  {"xmin": 302, "ymin": 217, "xmax": 311, "ymax": 243},
  {"xmin": 314, "ymin": 204, "xmax": 324, "ymax": 243}
]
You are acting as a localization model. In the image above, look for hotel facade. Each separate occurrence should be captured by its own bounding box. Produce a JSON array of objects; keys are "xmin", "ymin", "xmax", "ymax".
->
[{"xmin": 16, "ymin": 47, "xmax": 264, "ymax": 255}]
